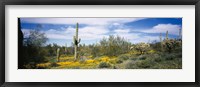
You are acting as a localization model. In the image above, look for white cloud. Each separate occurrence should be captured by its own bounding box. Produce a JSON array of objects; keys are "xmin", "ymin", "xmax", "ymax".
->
[
  {"xmin": 141, "ymin": 24, "xmax": 181, "ymax": 35},
  {"xmin": 21, "ymin": 19, "xmax": 181, "ymax": 45},
  {"xmin": 29, "ymin": 25, "xmax": 110, "ymax": 40},
  {"xmin": 21, "ymin": 18, "xmax": 145, "ymax": 26},
  {"xmin": 131, "ymin": 36, "xmax": 160, "ymax": 44},
  {"xmin": 114, "ymin": 29, "xmax": 130, "ymax": 33},
  {"xmin": 112, "ymin": 23, "xmax": 120, "ymax": 26},
  {"xmin": 79, "ymin": 26, "xmax": 109, "ymax": 40}
]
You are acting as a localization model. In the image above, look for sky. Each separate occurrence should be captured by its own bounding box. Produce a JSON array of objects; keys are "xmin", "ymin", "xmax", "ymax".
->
[{"xmin": 20, "ymin": 18, "xmax": 182, "ymax": 46}]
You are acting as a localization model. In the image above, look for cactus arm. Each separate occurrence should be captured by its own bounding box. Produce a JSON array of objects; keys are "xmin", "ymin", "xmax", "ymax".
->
[{"xmin": 78, "ymin": 38, "xmax": 81, "ymax": 43}]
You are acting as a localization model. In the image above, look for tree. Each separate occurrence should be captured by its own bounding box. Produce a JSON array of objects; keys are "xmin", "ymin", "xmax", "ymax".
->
[
  {"xmin": 26, "ymin": 30, "xmax": 48, "ymax": 47},
  {"xmin": 99, "ymin": 35, "xmax": 131, "ymax": 56},
  {"xmin": 23, "ymin": 29, "xmax": 48, "ymax": 68}
]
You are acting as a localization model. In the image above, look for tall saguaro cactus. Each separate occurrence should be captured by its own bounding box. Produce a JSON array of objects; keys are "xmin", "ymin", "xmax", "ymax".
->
[
  {"xmin": 73, "ymin": 23, "xmax": 81, "ymax": 61},
  {"xmin": 166, "ymin": 31, "xmax": 168, "ymax": 40},
  {"xmin": 179, "ymin": 28, "xmax": 182, "ymax": 40},
  {"xmin": 159, "ymin": 33, "xmax": 163, "ymax": 51},
  {"xmin": 57, "ymin": 48, "xmax": 60, "ymax": 62}
]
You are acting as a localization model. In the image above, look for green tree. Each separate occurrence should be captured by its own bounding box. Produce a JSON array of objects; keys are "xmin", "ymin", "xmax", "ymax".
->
[{"xmin": 23, "ymin": 29, "xmax": 48, "ymax": 68}]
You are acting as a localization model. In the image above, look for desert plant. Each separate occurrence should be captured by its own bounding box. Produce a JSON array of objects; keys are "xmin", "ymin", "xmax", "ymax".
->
[
  {"xmin": 73, "ymin": 23, "xmax": 81, "ymax": 61},
  {"xmin": 98, "ymin": 62, "xmax": 111, "ymax": 68},
  {"xmin": 162, "ymin": 39, "xmax": 182, "ymax": 53},
  {"xmin": 134, "ymin": 42, "xmax": 150, "ymax": 54},
  {"xmin": 118, "ymin": 54, "xmax": 129, "ymax": 61},
  {"xmin": 116, "ymin": 59, "xmax": 123, "ymax": 64},
  {"xmin": 137, "ymin": 55, "xmax": 147, "ymax": 60},
  {"xmin": 159, "ymin": 33, "xmax": 163, "ymax": 51},
  {"xmin": 56, "ymin": 48, "xmax": 60, "ymax": 62}
]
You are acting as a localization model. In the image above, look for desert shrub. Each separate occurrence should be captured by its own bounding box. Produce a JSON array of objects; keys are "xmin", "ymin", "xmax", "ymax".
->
[
  {"xmin": 137, "ymin": 55, "xmax": 147, "ymax": 60},
  {"xmin": 135, "ymin": 59, "xmax": 156, "ymax": 69},
  {"xmin": 163, "ymin": 53, "xmax": 176, "ymax": 60},
  {"xmin": 118, "ymin": 54, "xmax": 129, "ymax": 61},
  {"xmin": 24, "ymin": 62, "xmax": 36, "ymax": 69},
  {"xmin": 129, "ymin": 55, "xmax": 138, "ymax": 61},
  {"xmin": 162, "ymin": 39, "xmax": 182, "ymax": 53},
  {"xmin": 72, "ymin": 67, "xmax": 80, "ymax": 69},
  {"xmin": 109, "ymin": 59, "xmax": 117, "ymax": 64},
  {"xmin": 98, "ymin": 62, "xmax": 111, "ymax": 68},
  {"xmin": 124, "ymin": 60, "xmax": 137, "ymax": 69},
  {"xmin": 99, "ymin": 35, "xmax": 132, "ymax": 56},
  {"xmin": 116, "ymin": 54, "xmax": 130, "ymax": 64},
  {"xmin": 50, "ymin": 62, "xmax": 59, "ymax": 67},
  {"xmin": 116, "ymin": 59, "xmax": 123, "ymax": 64},
  {"xmin": 36, "ymin": 63, "xmax": 51, "ymax": 69},
  {"xmin": 174, "ymin": 52, "xmax": 182, "ymax": 58},
  {"xmin": 154, "ymin": 57, "xmax": 162, "ymax": 62},
  {"xmin": 134, "ymin": 42, "xmax": 150, "ymax": 54}
]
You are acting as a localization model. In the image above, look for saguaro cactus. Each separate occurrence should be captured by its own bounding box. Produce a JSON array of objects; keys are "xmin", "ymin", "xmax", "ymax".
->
[
  {"xmin": 179, "ymin": 28, "xmax": 182, "ymax": 40},
  {"xmin": 159, "ymin": 33, "xmax": 163, "ymax": 51},
  {"xmin": 73, "ymin": 23, "xmax": 81, "ymax": 61},
  {"xmin": 57, "ymin": 48, "xmax": 60, "ymax": 62},
  {"xmin": 65, "ymin": 44, "xmax": 67, "ymax": 55},
  {"xmin": 166, "ymin": 31, "xmax": 168, "ymax": 40}
]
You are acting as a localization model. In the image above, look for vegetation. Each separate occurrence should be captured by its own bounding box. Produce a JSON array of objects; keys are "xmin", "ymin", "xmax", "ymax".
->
[{"xmin": 19, "ymin": 22, "xmax": 182, "ymax": 69}]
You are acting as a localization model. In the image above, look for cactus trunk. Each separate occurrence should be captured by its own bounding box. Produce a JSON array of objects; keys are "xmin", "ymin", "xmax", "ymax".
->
[
  {"xmin": 57, "ymin": 48, "xmax": 60, "ymax": 62},
  {"xmin": 74, "ymin": 23, "xmax": 81, "ymax": 61},
  {"xmin": 160, "ymin": 33, "xmax": 163, "ymax": 51},
  {"xmin": 179, "ymin": 28, "xmax": 182, "ymax": 40},
  {"xmin": 166, "ymin": 31, "xmax": 168, "ymax": 40}
]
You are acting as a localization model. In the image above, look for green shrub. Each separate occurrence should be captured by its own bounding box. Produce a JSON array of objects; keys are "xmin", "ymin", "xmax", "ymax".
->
[
  {"xmin": 163, "ymin": 53, "xmax": 176, "ymax": 60},
  {"xmin": 129, "ymin": 54, "xmax": 138, "ymax": 60},
  {"xmin": 50, "ymin": 62, "xmax": 59, "ymax": 67},
  {"xmin": 154, "ymin": 57, "xmax": 162, "ymax": 62},
  {"xmin": 98, "ymin": 62, "xmax": 111, "ymax": 68},
  {"xmin": 116, "ymin": 59, "xmax": 123, "ymax": 64},
  {"xmin": 124, "ymin": 60, "xmax": 137, "ymax": 69},
  {"xmin": 134, "ymin": 42, "xmax": 150, "ymax": 54},
  {"xmin": 135, "ymin": 60, "xmax": 153, "ymax": 68},
  {"xmin": 118, "ymin": 54, "xmax": 129, "ymax": 61},
  {"xmin": 138, "ymin": 55, "xmax": 147, "ymax": 60}
]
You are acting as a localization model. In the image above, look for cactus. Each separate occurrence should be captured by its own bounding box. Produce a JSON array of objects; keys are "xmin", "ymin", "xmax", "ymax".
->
[
  {"xmin": 134, "ymin": 42, "xmax": 150, "ymax": 55},
  {"xmin": 65, "ymin": 44, "xmax": 67, "ymax": 55},
  {"xmin": 163, "ymin": 39, "xmax": 175, "ymax": 53},
  {"xmin": 179, "ymin": 28, "xmax": 182, "ymax": 40},
  {"xmin": 56, "ymin": 48, "xmax": 60, "ymax": 62},
  {"xmin": 160, "ymin": 33, "xmax": 163, "ymax": 51},
  {"xmin": 166, "ymin": 31, "xmax": 168, "ymax": 40},
  {"xmin": 73, "ymin": 23, "xmax": 81, "ymax": 61}
]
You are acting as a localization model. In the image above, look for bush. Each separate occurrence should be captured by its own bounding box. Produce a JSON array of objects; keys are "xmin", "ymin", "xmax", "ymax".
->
[
  {"xmin": 162, "ymin": 39, "xmax": 182, "ymax": 53},
  {"xmin": 135, "ymin": 60, "xmax": 152, "ymax": 68},
  {"xmin": 50, "ymin": 62, "xmax": 59, "ymax": 67},
  {"xmin": 98, "ymin": 62, "xmax": 111, "ymax": 68},
  {"xmin": 134, "ymin": 42, "xmax": 150, "ymax": 54},
  {"xmin": 163, "ymin": 53, "xmax": 176, "ymax": 60},
  {"xmin": 116, "ymin": 59, "xmax": 123, "ymax": 64},
  {"xmin": 124, "ymin": 60, "xmax": 137, "ymax": 69},
  {"xmin": 154, "ymin": 57, "xmax": 162, "ymax": 62},
  {"xmin": 137, "ymin": 55, "xmax": 147, "ymax": 60},
  {"xmin": 129, "ymin": 55, "xmax": 138, "ymax": 61},
  {"xmin": 118, "ymin": 54, "xmax": 129, "ymax": 61}
]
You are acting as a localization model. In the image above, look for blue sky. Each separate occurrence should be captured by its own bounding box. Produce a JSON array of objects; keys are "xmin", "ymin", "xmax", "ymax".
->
[{"xmin": 20, "ymin": 18, "xmax": 182, "ymax": 46}]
